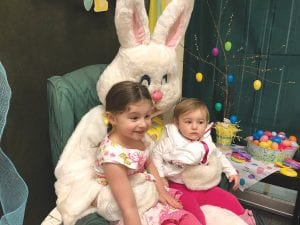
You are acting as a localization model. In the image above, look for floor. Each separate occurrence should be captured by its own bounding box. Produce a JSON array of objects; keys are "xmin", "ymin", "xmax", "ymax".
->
[
  {"xmin": 246, "ymin": 206, "xmax": 293, "ymax": 225},
  {"xmin": 237, "ymin": 181, "xmax": 297, "ymax": 225}
]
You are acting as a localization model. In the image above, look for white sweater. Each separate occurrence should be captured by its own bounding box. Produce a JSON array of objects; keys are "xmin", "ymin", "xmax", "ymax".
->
[{"xmin": 152, "ymin": 124, "xmax": 237, "ymax": 184}]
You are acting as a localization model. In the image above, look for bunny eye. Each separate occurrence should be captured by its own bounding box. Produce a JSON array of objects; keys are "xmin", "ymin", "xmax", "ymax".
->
[
  {"xmin": 161, "ymin": 74, "xmax": 168, "ymax": 85},
  {"xmin": 140, "ymin": 74, "xmax": 151, "ymax": 87}
]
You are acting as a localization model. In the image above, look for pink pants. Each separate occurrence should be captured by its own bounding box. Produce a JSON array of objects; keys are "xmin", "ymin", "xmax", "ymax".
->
[
  {"xmin": 169, "ymin": 182, "xmax": 245, "ymax": 225},
  {"xmin": 162, "ymin": 211, "xmax": 202, "ymax": 225}
]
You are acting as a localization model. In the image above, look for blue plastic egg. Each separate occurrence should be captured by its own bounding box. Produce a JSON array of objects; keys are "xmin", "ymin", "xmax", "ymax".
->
[
  {"xmin": 271, "ymin": 137, "xmax": 282, "ymax": 144},
  {"xmin": 229, "ymin": 115, "xmax": 237, "ymax": 124},
  {"xmin": 256, "ymin": 130, "xmax": 264, "ymax": 138},
  {"xmin": 227, "ymin": 74, "xmax": 234, "ymax": 85}
]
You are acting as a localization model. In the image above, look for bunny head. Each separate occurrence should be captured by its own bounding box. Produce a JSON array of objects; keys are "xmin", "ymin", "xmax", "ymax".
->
[{"xmin": 97, "ymin": 0, "xmax": 194, "ymax": 117}]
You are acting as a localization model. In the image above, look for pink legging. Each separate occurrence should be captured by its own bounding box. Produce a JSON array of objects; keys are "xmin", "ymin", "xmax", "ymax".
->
[
  {"xmin": 169, "ymin": 182, "xmax": 245, "ymax": 225},
  {"xmin": 162, "ymin": 211, "xmax": 203, "ymax": 225}
]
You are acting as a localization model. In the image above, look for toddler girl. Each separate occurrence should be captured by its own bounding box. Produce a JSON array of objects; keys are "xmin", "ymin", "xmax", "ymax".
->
[{"xmin": 152, "ymin": 98, "xmax": 256, "ymax": 225}]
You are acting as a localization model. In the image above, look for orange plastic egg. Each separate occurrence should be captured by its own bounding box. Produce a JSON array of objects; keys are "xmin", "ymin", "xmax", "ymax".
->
[
  {"xmin": 289, "ymin": 135, "xmax": 297, "ymax": 142},
  {"xmin": 282, "ymin": 140, "xmax": 291, "ymax": 147},
  {"xmin": 271, "ymin": 142, "xmax": 279, "ymax": 150},
  {"xmin": 253, "ymin": 140, "xmax": 259, "ymax": 146}
]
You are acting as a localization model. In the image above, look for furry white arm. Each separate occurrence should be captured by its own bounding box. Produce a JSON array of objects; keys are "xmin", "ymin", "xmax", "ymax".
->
[
  {"xmin": 151, "ymin": 137, "xmax": 170, "ymax": 177},
  {"xmin": 216, "ymin": 148, "xmax": 238, "ymax": 177}
]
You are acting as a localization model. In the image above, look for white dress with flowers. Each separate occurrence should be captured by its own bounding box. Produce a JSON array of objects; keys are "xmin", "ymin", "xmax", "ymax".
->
[{"xmin": 95, "ymin": 135, "xmax": 190, "ymax": 225}]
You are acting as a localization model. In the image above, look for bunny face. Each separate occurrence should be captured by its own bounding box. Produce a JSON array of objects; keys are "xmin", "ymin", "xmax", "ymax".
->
[
  {"xmin": 97, "ymin": 0, "xmax": 194, "ymax": 117},
  {"xmin": 98, "ymin": 43, "xmax": 180, "ymax": 116}
]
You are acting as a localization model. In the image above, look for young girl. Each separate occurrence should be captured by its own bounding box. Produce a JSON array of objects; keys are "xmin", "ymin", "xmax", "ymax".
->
[
  {"xmin": 152, "ymin": 98, "xmax": 256, "ymax": 225},
  {"xmin": 94, "ymin": 81, "xmax": 202, "ymax": 225}
]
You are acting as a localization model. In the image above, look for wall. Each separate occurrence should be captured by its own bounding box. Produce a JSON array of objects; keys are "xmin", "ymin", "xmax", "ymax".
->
[
  {"xmin": 183, "ymin": 0, "xmax": 300, "ymax": 139},
  {"xmin": 0, "ymin": 1, "xmax": 118, "ymax": 224}
]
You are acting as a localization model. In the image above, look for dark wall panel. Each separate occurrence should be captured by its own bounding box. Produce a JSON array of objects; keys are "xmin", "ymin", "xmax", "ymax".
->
[{"xmin": 0, "ymin": 1, "xmax": 118, "ymax": 224}]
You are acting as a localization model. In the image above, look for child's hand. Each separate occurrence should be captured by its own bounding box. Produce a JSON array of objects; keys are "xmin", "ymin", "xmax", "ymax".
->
[
  {"xmin": 157, "ymin": 188, "xmax": 182, "ymax": 209},
  {"xmin": 161, "ymin": 177, "xmax": 169, "ymax": 187},
  {"xmin": 228, "ymin": 174, "xmax": 239, "ymax": 190}
]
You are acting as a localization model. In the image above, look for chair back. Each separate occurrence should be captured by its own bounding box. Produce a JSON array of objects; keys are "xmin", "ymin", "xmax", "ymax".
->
[{"xmin": 47, "ymin": 64, "xmax": 107, "ymax": 166}]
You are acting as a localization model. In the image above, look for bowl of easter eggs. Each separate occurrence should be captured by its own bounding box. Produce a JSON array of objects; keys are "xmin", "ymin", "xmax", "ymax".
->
[{"xmin": 246, "ymin": 130, "xmax": 299, "ymax": 163}]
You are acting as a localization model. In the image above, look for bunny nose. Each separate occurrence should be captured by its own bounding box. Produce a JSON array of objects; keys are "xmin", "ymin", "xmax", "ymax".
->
[{"xmin": 151, "ymin": 90, "xmax": 163, "ymax": 102}]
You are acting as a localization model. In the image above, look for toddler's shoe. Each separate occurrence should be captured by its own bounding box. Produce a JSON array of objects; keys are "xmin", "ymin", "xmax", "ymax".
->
[{"xmin": 240, "ymin": 209, "xmax": 256, "ymax": 225}]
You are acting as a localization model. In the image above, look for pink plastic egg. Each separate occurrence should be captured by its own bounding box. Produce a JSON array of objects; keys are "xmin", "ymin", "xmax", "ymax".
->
[
  {"xmin": 212, "ymin": 48, "xmax": 219, "ymax": 57},
  {"xmin": 264, "ymin": 131, "xmax": 272, "ymax": 137},
  {"xmin": 260, "ymin": 135, "xmax": 269, "ymax": 142}
]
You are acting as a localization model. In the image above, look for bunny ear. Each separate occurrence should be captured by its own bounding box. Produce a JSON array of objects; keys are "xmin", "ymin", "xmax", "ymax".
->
[
  {"xmin": 151, "ymin": 0, "xmax": 194, "ymax": 48},
  {"xmin": 115, "ymin": 0, "xmax": 150, "ymax": 48}
]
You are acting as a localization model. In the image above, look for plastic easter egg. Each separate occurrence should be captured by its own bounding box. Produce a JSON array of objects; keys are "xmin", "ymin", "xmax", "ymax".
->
[
  {"xmin": 272, "ymin": 137, "xmax": 282, "ymax": 144},
  {"xmin": 247, "ymin": 136, "xmax": 253, "ymax": 141},
  {"xmin": 264, "ymin": 131, "xmax": 272, "ymax": 138},
  {"xmin": 252, "ymin": 133, "xmax": 259, "ymax": 140},
  {"xmin": 227, "ymin": 74, "xmax": 234, "ymax": 85},
  {"xmin": 278, "ymin": 134, "xmax": 286, "ymax": 139},
  {"xmin": 225, "ymin": 41, "xmax": 232, "ymax": 51},
  {"xmin": 240, "ymin": 178, "xmax": 245, "ymax": 186},
  {"xmin": 271, "ymin": 142, "xmax": 279, "ymax": 150},
  {"xmin": 212, "ymin": 47, "xmax": 219, "ymax": 57},
  {"xmin": 214, "ymin": 102, "xmax": 222, "ymax": 111},
  {"xmin": 289, "ymin": 135, "xmax": 297, "ymax": 142},
  {"xmin": 256, "ymin": 130, "xmax": 264, "ymax": 138},
  {"xmin": 259, "ymin": 141, "xmax": 269, "ymax": 148},
  {"xmin": 253, "ymin": 140, "xmax": 259, "ymax": 145},
  {"xmin": 266, "ymin": 140, "xmax": 272, "ymax": 147},
  {"xmin": 271, "ymin": 131, "xmax": 277, "ymax": 137},
  {"xmin": 229, "ymin": 115, "xmax": 237, "ymax": 124},
  {"xmin": 253, "ymin": 80, "xmax": 262, "ymax": 90},
  {"xmin": 282, "ymin": 140, "xmax": 291, "ymax": 147},
  {"xmin": 195, "ymin": 72, "xmax": 203, "ymax": 82},
  {"xmin": 291, "ymin": 142, "xmax": 299, "ymax": 148},
  {"xmin": 260, "ymin": 135, "xmax": 269, "ymax": 142}
]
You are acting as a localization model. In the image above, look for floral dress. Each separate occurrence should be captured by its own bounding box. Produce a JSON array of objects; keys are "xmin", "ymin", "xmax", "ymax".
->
[{"xmin": 95, "ymin": 135, "xmax": 190, "ymax": 225}]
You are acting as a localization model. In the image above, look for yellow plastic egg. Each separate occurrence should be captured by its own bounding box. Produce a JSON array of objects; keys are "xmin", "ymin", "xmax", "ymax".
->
[
  {"xmin": 259, "ymin": 141, "xmax": 269, "ymax": 148},
  {"xmin": 195, "ymin": 72, "xmax": 203, "ymax": 82},
  {"xmin": 253, "ymin": 80, "xmax": 262, "ymax": 90}
]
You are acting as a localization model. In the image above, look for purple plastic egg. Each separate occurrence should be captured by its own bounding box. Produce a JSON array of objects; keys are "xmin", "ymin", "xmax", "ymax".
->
[{"xmin": 212, "ymin": 47, "xmax": 219, "ymax": 57}]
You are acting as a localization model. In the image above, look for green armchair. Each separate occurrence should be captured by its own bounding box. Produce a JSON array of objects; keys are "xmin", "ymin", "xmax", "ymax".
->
[
  {"xmin": 47, "ymin": 64, "xmax": 230, "ymax": 225},
  {"xmin": 47, "ymin": 64, "xmax": 108, "ymax": 225}
]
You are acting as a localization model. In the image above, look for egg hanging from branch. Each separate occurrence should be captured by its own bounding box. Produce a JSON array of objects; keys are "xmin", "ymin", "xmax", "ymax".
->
[
  {"xmin": 253, "ymin": 80, "xmax": 262, "ymax": 90},
  {"xmin": 195, "ymin": 72, "xmax": 203, "ymax": 82}
]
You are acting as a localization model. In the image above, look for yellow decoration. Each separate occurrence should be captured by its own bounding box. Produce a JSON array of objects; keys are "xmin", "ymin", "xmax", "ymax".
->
[
  {"xmin": 195, "ymin": 72, "xmax": 203, "ymax": 82},
  {"xmin": 215, "ymin": 119, "xmax": 241, "ymax": 145},
  {"xmin": 253, "ymin": 79, "xmax": 262, "ymax": 90},
  {"xmin": 149, "ymin": 0, "xmax": 169, "ymax": 33},
  {"xmin": 147, "ymin": 116, "xmax": 165, "ymax": 141},
  {"xmin": 280, "ymin": 167, "xmax": 298, "ymax": 177},
  {"xmin": 94, "ymin": 0, "xmax": 108, "ymax": 12}
]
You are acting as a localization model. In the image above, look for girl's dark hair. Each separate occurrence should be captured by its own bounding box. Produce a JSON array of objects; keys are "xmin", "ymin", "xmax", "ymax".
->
[{"xmin": 105, "ymin": 81, "xmax": 153, "ymax": 113}]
